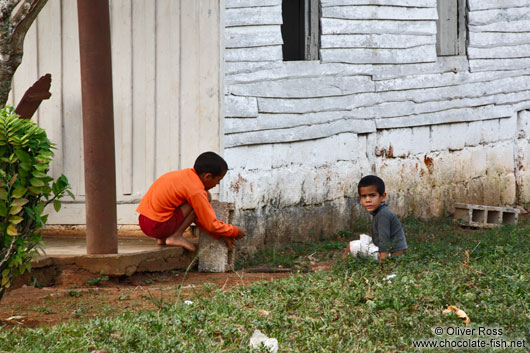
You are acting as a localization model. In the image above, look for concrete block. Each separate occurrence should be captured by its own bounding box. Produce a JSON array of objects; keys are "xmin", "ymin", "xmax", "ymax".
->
[
  {"xmin": 481, "ymin": 119, "xmax": 500, "ymax": 144},
  {"xmin": 518, "ymin": 110, "xmax": 530, "ymax": 138},
  {"xmin": 454, "ymin": 203, "xmax": 519, "ymax": 228},
  {"xmin": 225, "ymin": 95, "xmax": 258, "ymax": 118},
  {"xmin": 486, "ymin": 142, "xmax": 515, "ymax": 175},
  {"xmin": 448, "ymin": 123, "xmax": 468, "ymax": 150},
  {"xmin": 499, "ymin": 116, "xmax": 517, "ymax": 141},
  {"xmin": 224, "ymin": 146, "xmax": 249, "ymax": 170},
  {"xmin": 465, "ymin": 121, "xmax": 482, "ymax": 147},
  {"xmin": 430, "ymin": 124, "xmax": 451, "ymax": 151},
  {"xmin": 410, "ymin": 126, "xmax": 430, "ymax": 155},
  {"xmin": 198, "ymin": 201, "xmax": 236, "ymax": 272},
  {"xmin": 376, "ymin": 128, "xmax": 413, "ymax": 157}
]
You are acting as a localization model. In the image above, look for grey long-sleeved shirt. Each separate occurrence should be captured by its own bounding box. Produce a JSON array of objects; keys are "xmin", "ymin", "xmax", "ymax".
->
[{"xmin": 370, "ymin": 203, "xmax": 408, "ymax": 253}]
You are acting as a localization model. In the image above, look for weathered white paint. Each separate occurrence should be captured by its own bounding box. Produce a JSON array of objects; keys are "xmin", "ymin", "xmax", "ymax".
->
[
  {"xmin": 468, "ymin": 0, "xmax": 530, "ymax": 11},
  {"xmin": 13, "ymin": 0, "xmax": 222, "ymax": 224},
  {"xmin": 225, "ymin": 95, "xmax": 259, "ymax": 117},
  {"xmin": 321, "ymin": 0, "xmax": 436, "ymax": 7},
  {"xmin": 226, "ymin": 0, "xmax": 280, "ymax": 8},
  {"xmin": 225, "ymin": 46, "xmax": 283, "ymax": 62},
  {"xmin": 322, "ymin": 6, "xmax": 438, "ymax": 20},
  {"xmin": 469, "ymin": 20, "xmax": 530, "ymax": 32},
  {"xmin": 321, "ymin": 19, "xmax": 437, "ymax": 35},
  {"xmin": 468, "ymin": 44, "xmax": 530, "ymax": 59},
  {"xmin": 225, "ymin": 25, "xmax": 282, "ymax": 48},
  {"xmin": 469, "ymin": 32, "xmax": 530, "ymax": 48},
  {"xmin": 321, "ymin": 34, "xmax": 436, "ymax": 49},
  {"xmin": 220, "ymin": 1, "xmax": 530, "ymax": 255},
  {"xmin": 320, "ymin": 46, "xmax": 437, "ymax": 64},
  {"xmin": 227, "ymin": 76, "xmax": 375, "ymax": 98},
  {"xmin": 470, "ymin": 58, "xmax": 530, "ymax": 72},
  {"xmin": 225, "ymin": 6, "xmax": 282, "ymax": 27}
]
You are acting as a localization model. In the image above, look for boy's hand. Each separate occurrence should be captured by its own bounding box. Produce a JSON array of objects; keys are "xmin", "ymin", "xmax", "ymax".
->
[
  {"xmin": 236, "ymin": 228, "xmax": 246, "ymax": 240},
  {"xmin": 223, "ymin": 236, "xmax": 235, "ymax": 250}
]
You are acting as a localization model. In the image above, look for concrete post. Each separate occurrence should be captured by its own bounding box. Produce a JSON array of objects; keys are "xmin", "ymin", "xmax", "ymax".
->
[{"xmin": 77, "ymin": 0, "xmax": 118, "ymax": 254}]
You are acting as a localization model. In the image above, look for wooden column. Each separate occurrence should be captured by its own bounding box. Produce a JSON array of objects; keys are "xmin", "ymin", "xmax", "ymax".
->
[{"xmin": 77, "ymin": 0, "xmax": 118, "ymax": 254}]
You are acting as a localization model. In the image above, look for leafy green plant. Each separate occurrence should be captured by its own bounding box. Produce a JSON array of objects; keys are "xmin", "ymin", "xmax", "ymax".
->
[
  {"xmin": 87, "ymin": 275, "xmax": 109, "ymax": 286},
  {"xmin": 0, "ymin": 107, "xmax": 72, "ymax": 300}
]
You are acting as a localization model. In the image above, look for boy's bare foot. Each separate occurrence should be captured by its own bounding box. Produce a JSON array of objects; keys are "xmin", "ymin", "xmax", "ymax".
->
[
  {"xmin": 157, "ymin": 239, "xmax": 166, "ymax": 246},
  {"xmin": 165, "ymin": 234, "xmax": 196, "ymax": 252}
]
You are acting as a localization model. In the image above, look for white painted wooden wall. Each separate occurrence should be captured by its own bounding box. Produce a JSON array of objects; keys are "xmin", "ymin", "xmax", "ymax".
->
[{"xmin": 8, "ymin": 0, "xmax": 222, "ymax": 224}]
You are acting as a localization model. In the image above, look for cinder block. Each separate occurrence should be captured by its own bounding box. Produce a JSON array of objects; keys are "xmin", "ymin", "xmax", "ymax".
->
[
  {"xmin": 454, "ymin": 203, "xmax": 519, "ymax": 228},
  {"xmin": 481, "ymin": 119, "xmax": 500, "ymax": 144},
  {"xmin": 198, "ymin": 201, "xmax": 236, "ymax": 272}
]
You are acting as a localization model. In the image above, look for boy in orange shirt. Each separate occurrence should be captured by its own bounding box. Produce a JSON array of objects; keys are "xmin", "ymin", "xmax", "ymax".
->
[{"xmin": 136, "ymin": 152, "xmax": 246, "ymax": 252}]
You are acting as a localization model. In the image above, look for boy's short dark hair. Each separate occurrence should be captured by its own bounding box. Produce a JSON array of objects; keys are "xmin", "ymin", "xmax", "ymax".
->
[
  {"xmin": 358, "ymin": 175, "xmax": 385, "ymax": 195},
  {"xmin": 194, "ymin": 151, "xmax": 228, "ymax": 176}
]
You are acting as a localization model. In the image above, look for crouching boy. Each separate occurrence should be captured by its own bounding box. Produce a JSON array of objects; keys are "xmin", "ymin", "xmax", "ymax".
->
[
  {"xmin": 353, "ymin": 175, "xmax": 407, "ymax": 263},
  {"xmin": 136, "ymin": 152, "xmax": 246, "ymax": 252}
]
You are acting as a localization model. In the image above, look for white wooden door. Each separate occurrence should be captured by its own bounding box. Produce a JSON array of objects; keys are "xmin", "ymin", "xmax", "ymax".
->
[{"xmin": 9, "ymin": 0, "xmax": 222, "ymax": 224}]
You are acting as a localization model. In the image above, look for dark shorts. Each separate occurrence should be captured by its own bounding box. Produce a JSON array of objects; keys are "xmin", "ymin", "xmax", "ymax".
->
[{"xmin": 139, "ymin": 208, "xmax": 185, "ymax": 239}]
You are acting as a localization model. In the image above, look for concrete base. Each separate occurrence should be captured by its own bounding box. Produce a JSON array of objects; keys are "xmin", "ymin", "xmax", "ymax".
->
[{"xmin": 34, "ymin": 236, "xmax": 198, "ymax": 276}]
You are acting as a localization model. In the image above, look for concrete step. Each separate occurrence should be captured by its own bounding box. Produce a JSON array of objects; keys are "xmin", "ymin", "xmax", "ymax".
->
[{"xmin": 34, "ymin": 234, "xmax": 198, "ymax": 276}]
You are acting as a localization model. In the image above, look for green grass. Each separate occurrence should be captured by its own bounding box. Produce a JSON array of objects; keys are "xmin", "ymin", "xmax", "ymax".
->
[{"xmin": 1, "ymin": 218, "xmax": 529, "ymax": 352}]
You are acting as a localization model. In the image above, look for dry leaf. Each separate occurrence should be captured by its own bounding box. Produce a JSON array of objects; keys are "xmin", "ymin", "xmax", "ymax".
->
[
  {"xmin": 443, "ymin": 305, "xmax": 471, "ymax": 326},
  {"xmin": 258, "ymin": 309, "xmax": 270, "ymax": 317}
]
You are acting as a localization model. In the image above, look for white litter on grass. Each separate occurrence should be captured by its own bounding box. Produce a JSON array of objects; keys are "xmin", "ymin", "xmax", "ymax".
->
[
  {"xmin": 184, "ymin": 300, "xmax": 193, "ymax": 305},
  {"xmin": 384, "ymin": 274, "xmax": 397, "ymax": 282},
  {"xmin": 6, "ymin": 315, "xmax": 24, "ymax": 321},
  {"xmin": 349, "ymin": 234, "xmax": 378, "ymax": 260},
  {"xmin": 249, "ymin": 329, "xmax": 278, "ymax": 353}
]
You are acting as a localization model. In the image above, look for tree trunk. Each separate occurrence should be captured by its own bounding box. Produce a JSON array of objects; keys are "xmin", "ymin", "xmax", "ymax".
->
[{"xmin": 0, "ymin": 0, "xmax": 49, "ymax": 107}]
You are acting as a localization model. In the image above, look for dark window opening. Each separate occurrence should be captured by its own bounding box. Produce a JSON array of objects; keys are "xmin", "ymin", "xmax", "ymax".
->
[{"xmin": 281, "ymin": 0, "xmax": 320, "ymax": 61}]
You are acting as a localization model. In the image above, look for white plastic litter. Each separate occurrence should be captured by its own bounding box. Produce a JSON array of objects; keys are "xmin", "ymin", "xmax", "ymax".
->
[
  {"xmin": 384, "ymin": 274, "xmax": 396, "ymax": 282},
  {"xmin": 349, "ymin": 234, "xmax": 378, "ymax": 260},
  {"xmin": 184, "ymin": 300, "xmax": 193, "ymax": 305},
  {"xmin": 249, "ymin": 329, "xmax": 279, "ymax": 353}
]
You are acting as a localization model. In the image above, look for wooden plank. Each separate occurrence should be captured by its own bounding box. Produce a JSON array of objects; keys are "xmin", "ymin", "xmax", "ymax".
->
[
  {"xmin": 224, "ymin": 118, "xmax": 375, "ymax": 147},
  {"xmin": 110, "ymin": 0, "xmax": 133, "ymax": 196},
  {"xmin": 320, "ymin": 46, "xmax": 437, "ymax": 64},
  {"xmin": 468, "ymin": 0, "xmax": 530, "ymax": 11},
  {"xmin": 225, "ymin": 25, "xmax": 282, "ymax": 48},
  {"xmin": 225, "ymin": 111, "xmax": 351, "ymax": 133},
  {"xmin": 468, "ymin": 7, "xmax": 530, "ymax": 26},
  {"xmin": 132, "ymin": 0, "xmax": 156, "ymax": 194},
  {"xmin": 226, "ymin": 0, "xmax": 281, "ymax": 8},
  {"xmin": 36, "ymin": 0, "xmax": 63, "ymax": 180},
  {"xmin": 322, "ymin": 6, "xmax": 437, "ymax": 20},
  {"xmin": 469, "ymin": 20, "xmax": 530, "ymax": 32},
  {"xmin": 225, "ymin": 6, "xmax": 282, "ymax": 27},
  {"xmin": 375, "ymin": 105, "xmax": 514, "ymax": 129},
  {"xmin": 321, "ymin": 19, "xmax": 436, "ymax": 35},
  {"xmin": 321, "ymin": 34, "xmax": 435, "ymax": 49},
  {"xmin": 307, "ymin": 0, "xmax": 319, "ymax": 60},
  {"xmin": 199, "ymin": 0, "xmax": 221, "ymax": 155},
  {"xmin": 61, "ymin": 0, "xmax": 84, "ymax": 197},
  {"xmin": 155, "ymin": 0, "xmax": 181, "ymax": 177},
  {"xmin": 470, "ymin": 58, "xmax": 530, "ymax": 72},
  {"xmin": 436, "ymin": 0, "xmax": 458, "ymax": 56},
  {"xmin": 225, "ymin": 95, "xmax": 258, "ymax": 118},
  {"xmin": 225, "ymin": 46, "xmax": 283, "ymax": 62},
  {"xmin": 227, "ymin": 76, "xmax": 375, "ymax": 98},
  {"xmin": 321, "ymin": 0, "xmax": 436, "ymax": 7},
  {"xmin": 179, "ymin": 0, "xmax": 201, "ymax": 169},
  {"xmin": 468, "ymin": 44, "xmax": 530, "ymax": 59},
  {"xmin": 469, "ymin": 32, "xmax": 530, "ymax": 48}
]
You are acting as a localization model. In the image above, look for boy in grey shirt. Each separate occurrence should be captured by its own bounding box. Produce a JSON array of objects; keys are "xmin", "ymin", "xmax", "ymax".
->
[{"xmin": 357, "ymin": 175, "xmax": 407, "ymax": 263}]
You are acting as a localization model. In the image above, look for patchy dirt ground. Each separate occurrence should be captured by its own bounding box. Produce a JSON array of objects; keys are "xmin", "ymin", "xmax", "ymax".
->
[{"xmin": 0, "ymin": 261, "xmax": 334, "ymax": 329}]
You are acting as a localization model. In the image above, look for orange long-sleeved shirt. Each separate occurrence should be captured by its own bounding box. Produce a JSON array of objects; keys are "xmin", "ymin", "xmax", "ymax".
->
[{"xmin": 136, "ymin": 168, "xmax": 238, "ymax": 239}]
